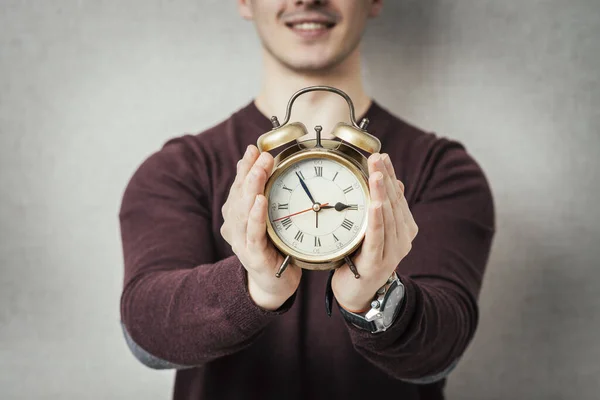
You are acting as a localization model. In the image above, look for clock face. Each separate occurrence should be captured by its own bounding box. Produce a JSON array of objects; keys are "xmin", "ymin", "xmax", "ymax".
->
[{"xmin": 267, "ymin": 155, "xmax": 368, "ymax": 261}]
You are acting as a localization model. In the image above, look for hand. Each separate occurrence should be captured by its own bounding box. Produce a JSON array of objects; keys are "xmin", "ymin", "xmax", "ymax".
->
[
  {"xmin": 296, "ymin": 171, "xmax": 316, "ymax": 204},
  {"xmin": 331, "ymin": 153, "xmax": 419, "ymax": 312},
  {"xmin": 273, "ymin": 203, "xmax": 329, "ymax": 221},
  {"xmin": 321, "ymin": 202, "xmax": 357, "ymax": 211},
  {"xmin": 221, "ymin": 145, "xmax": 302, "ymax": 311}
]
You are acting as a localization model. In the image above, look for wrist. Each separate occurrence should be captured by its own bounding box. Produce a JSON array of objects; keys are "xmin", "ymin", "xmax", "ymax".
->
[
  {"xmin": 333, "ymin": 277, "xmax": 386, "ymax": 313},
  {"xmin": 247, "ymin": 275, "xmax": 289, "ymax": 311},
  {"xmin": 337, "ymin": 297, "xmax": 372, "ymax": 314},
  {"xmin": 337, "ymin": 272, "xmax": 405, "ymax": 334}
]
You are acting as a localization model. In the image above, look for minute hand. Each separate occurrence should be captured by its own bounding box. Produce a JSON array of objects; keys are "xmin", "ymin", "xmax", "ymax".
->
[{"xmin": 296, "ymin": 171, "xmax": 316, "ymax": 205}]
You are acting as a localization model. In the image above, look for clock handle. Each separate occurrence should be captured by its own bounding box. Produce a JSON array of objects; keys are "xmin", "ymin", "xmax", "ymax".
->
[
  {"xmin": 257, "ymin": 86, "xmax": 381, "ymax": 154},
  {"xmin": 276, "ymin": 86, "xmax": 364, "ymax": 129}
]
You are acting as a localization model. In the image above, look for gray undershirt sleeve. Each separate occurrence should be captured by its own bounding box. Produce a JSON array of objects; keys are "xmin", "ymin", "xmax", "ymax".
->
[{"xmin": 120, "ymin": 322, "xmax": 192, "ymax": 370}]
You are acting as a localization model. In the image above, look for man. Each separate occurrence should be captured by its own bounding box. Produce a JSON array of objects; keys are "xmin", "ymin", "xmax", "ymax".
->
[{"xmin": 119, "ymin": 1, "xmax": 495, "ymax": 399}]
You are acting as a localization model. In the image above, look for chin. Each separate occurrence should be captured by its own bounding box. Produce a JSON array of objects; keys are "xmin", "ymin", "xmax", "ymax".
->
[
  {"xmin": 277, "ymin": 49, "xmax": 350, "ymax": 74},
  {"xmin": 261, "ymin": 32, "xmax": 358, "ymax": 74},
  {"xmin": 287, "ymin": 59, "xmax": 339, "ymax": 73}
]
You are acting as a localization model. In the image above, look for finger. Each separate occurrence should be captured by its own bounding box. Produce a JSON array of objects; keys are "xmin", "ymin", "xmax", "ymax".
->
[
  {"xmin": 367, "ymin": 153, "xmax": 381, "ymax": 176},
  {"xmin": 379, "ymin": 154, "xmax": 408, "ymax": 240},
  {"xmin": 243, "ymin": 151, "xmax": 274, "ymax": 196},
  {"xmin": 237, "ymin": 152, "xmax": 274, "ymax": 241},
  {"xmin": 378, "ymin": 154, "xmax": 404, "ymax": 224},
  {"xmin": 369, "ymin": 153, "xmax": 398, "ymax": 207},
  {"xmin": 233, "ymin": 145, "xmax": 260, "ymax": 192},
  {"xmin": 369, "ymin": 171, "xmax": 397, "ymax": 247},
  {"xmin": 225, "ymin": 147, "xmax": 256, "ymax": 208},
  {"xmin": 362, "ymin": 200, "xmax": 384, "ymax": 261},
  {"xmin": 379, "ymin": 153, "xmax": 413, "ymax": 241},
  {"xmin": 371, "ymin": 154, "xmax": 402, "ymax": 242},
  {"xmin": 225, "ymin": 146, "xmax": 260, "ymax": 221},
  {"xmin": 396, "ymin": 179, "xmax": 419, "ymax": 240},
  {"xmin": 246, "ymin": 194, "xmax": 268, "ymax": 251},
  {"xmin": 381, "ymin": 153, "xmax": 402, "ymax": 198}
]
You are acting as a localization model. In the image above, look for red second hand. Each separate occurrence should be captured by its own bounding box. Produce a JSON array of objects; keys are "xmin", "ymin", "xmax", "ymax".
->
[{"xmin": 273, "ymin": 203, "xmax": 330, "ymax": 222}]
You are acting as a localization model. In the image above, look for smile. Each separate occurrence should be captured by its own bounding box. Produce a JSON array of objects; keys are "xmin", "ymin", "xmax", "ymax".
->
[
  {"xmin": 286, "ymin": 21, "xmax": 336, "ymax": 31},
  {"xmin": 284, "ymin": 13, "xmax": 338, "ymax": 41}
]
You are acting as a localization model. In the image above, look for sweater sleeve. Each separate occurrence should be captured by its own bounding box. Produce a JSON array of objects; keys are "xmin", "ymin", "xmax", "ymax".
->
[
  {"xmin": 343, "ymin": 138, "xmax": 495, "ymax": 382},
  {"xmin": 119, "ymin": 137, "xmax": 295, "ymax": 368}
]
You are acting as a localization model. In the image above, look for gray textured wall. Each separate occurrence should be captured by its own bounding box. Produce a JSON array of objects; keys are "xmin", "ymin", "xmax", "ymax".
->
[{"xmin": 1, "ymin": 1, "xmax": 598, "ymax": 399}]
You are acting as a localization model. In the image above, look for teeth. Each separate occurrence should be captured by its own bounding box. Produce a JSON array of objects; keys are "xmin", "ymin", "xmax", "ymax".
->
[{"xmin": 293, "ymin": 22, "xmax": 327, "ymax": 31}]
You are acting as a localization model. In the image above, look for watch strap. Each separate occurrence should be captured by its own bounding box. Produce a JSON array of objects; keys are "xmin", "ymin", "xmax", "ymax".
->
[
  {"xmin": 325, "ymin": 269, "xmax": 334, "ymax": 317},
  {"xmin": 338, "ymin": 305, "xmax": 378, "ymax": 332}
]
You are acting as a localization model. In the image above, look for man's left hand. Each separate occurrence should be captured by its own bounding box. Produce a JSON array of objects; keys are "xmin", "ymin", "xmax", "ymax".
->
[{"xmin": 332, "ymin": 153, "xmax": 419, "ymax": 313}]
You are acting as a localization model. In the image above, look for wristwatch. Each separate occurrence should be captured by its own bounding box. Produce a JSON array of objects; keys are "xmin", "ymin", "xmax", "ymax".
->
[{"xmin": 333, "ymin": 271, "xmax": 405, "ymax": 333}]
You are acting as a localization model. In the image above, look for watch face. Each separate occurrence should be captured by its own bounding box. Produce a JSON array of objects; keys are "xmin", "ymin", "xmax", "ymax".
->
[
  {"xmin": 382, "ymin": 282, "xmax": 404, "ymax": 327},
  {"xmin": 267, "ymin": 154, "xmax": 368, "ymax": 262}
]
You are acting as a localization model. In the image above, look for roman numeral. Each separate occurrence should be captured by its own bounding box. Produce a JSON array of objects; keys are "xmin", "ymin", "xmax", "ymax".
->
[
  {"xmin": 294, "ymin": 230, "xmax": 304, "ymax": 242},
  {"xmin": 278, "ymin": 203, "xmax": 289, "ymax": 210},
  {"xmin": 332, "ymin": 172, "xmax": 339, "ymax": 182},
  {"xmin": 297, "ymin": 171, "xmax": 305, "ymax": 180},
  {"xmin": 341, "ymin": 219, "xmax": 354, "ymax": 231},
  {"xmin": 314, "ymin": 166, "xmax": 323, "ymax": 177},
  {"xmin": 333, "ymin": 233, "xmax": 339, "ymax": 242},
  {"xmin": 347, "ymin": 204, "xmax": 358, "ymax": 211},
  {"xmin": 314, "ymin": 236, "xmax": 321, "ymax": 247},
  {"xmin": 281, "ymin": 218, "xmax": 293, "ymax": 230},
  {"xmin": 282, "ymin": 185, "xmax": 293, "ymax": 193},
  {"xmin": 343, "ymin": 186, "xmax": 353, "ymax": 194}
]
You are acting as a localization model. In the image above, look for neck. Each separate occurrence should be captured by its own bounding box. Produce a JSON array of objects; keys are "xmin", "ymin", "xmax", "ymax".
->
[{"xmin": 254, "ymin": 47, "xmax": 371, "ymax": 139}]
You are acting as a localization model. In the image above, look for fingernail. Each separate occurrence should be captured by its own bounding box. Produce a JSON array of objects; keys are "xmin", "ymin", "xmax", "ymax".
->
[
  {"xmin": 376, "ymin": 172, "xmax": 384, "ymax": 184},
  {"xmin": 254, "ymin": 195, "xmax": 263, "ymax": 206},
  {"xmin": 398, "ymin": 180, "xmax": 405, "ymax": 192}
]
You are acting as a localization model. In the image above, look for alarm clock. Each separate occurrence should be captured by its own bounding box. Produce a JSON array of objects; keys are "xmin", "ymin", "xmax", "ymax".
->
[{"xmin": 257, "ymin": 86, "xmax": 381, "ymax": 279}]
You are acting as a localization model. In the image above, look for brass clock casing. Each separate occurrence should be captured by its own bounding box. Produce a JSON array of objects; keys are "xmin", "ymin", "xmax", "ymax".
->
[
  {"xmin": 264, "ymin": 140, "xmax": 370, "ymax": 271},
  {"xmin": 256, "ymin": 86, "xmax": 381, "ymax": 277},
  {"xmin": 257, "ymin": 122, "xmax": 307, "ymax": 153}
]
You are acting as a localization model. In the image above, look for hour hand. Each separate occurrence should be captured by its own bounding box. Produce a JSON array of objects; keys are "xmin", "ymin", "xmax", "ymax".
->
[
  {"xmin": 321, "ymin": 202, "xmax": 356, "ymax": 211},
  {"xmin": 296, "ymin": 171, "xmax": 316, "ymax": 205}
]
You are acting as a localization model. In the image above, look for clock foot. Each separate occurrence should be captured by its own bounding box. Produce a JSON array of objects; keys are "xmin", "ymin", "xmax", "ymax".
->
[
  {"xmin": 275, "ymin": 255, "xmax": 292, "ymax": 278},
  {"xmin": 345, "ymin": 256, "xmax": 360, "ymax": 279}
]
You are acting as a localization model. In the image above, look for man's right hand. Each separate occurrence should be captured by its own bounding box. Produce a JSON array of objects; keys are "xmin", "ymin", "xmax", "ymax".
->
[{"xmin": 221, "ymin": 145, "xmax": 302, "ymax": 311}]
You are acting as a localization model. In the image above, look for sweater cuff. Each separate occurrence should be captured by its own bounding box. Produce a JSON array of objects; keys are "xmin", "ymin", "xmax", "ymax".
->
[
  {"xmin": 218, "ymin": 255, "xmax": 297, "ymax": 335},
  {"xmin": 343, "ymin": 275, "xmax": 419, "ymax": 350}
]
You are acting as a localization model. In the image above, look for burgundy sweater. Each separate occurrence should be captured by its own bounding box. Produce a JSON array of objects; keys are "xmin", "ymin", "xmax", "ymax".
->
[{"xmin": 119, "ymin": 101, "xmax": 495, "ymax": 400}]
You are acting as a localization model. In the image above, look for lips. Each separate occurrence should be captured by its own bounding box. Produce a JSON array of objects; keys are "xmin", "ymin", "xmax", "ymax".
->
[
  {"xmin": 282, "ymin": 11, "xmax": 338, "ymax": 39},
  {"xmin": 285, "ymin": 21, "xmax": 336, "ymax": 31},
  {"xmin": 284, "ymin": 19, "xmax": 336, "ymax": 39}
]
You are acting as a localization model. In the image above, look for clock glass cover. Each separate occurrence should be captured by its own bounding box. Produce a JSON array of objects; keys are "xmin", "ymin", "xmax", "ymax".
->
[{"xmin": 268, "ymin": 156, "xmax": 368, "ymax": 261}]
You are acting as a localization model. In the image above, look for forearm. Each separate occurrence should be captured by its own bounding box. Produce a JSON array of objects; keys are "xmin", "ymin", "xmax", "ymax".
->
[
  {"xmin": 345, "ymin": 275, "xmax": 477, "ymax": 382},
  {"xmin": 121, "ymin": 255, "xmax": 295, "ymax": 368},
  {"xmin": 339, "ymin": 138, "xmax": 494, "ymax": 382}
]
